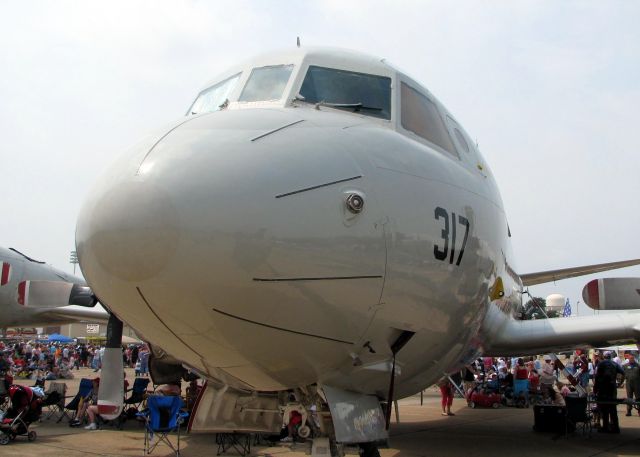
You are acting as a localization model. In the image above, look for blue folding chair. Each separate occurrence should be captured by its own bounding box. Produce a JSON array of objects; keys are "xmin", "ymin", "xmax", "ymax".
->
[
  {"xmin": 137, "ymin": 395, "xmax": 189, "ymax": 456},
  {"xmin": 60, "ymin": 378, "xmax": 93, "ymax": 423},
  {"xmin": 124, "ymin": 377, "xmax": 150, "ymax": 410}
]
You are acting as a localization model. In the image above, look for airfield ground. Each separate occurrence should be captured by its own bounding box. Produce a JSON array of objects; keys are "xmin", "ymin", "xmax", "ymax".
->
[{"xmin": 4, "ymin": 367, "xmax": 640, "ymax": 456}]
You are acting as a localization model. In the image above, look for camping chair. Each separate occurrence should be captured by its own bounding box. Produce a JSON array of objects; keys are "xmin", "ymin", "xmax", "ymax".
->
[
  {"xmin": 137, "ymin": 395, "xmax": 189, "ymax": 456},
  {"xmin": 565, "ymin": 396, "xmax": 592, "ymax": 437},
  {"xmin": 59, "ymin": 378, "xmax": 93, "ymax": 423},
  {"xmin": 124, "ymin": 377, "xmax": 150, "ymax": 411},
  {"xmin": 216, "ymin": 433, "xmax": 252, "ymax": 456},
  {"xmin": 42, "ymin": 382, "xmax": 67, "ymax": 420}
]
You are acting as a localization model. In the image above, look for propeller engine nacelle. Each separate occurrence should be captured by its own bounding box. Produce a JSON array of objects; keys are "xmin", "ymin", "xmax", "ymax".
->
[
  {"xmin": 17, "ymin": 280, "xmax": 97, "ymax": 307},
  {"xmin": 582, "ymin": 278, "xmax": 640, "ymax": 310}
]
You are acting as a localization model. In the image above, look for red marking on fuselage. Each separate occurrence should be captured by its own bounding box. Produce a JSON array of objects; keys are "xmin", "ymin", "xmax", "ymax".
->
[
  {"xmin": 18, "ymin": 281, "xmax": 27, "ymax": 305},
  {"xmin": 1, "ymin": 262, "xmax": 10, "ymax": 285}
]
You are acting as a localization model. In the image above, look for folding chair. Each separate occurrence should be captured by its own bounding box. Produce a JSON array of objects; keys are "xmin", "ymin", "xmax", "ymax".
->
[
  {"xmin": 216, "ymin": 433, "xmax": 252, "ymax": 456},
  {"xmin": 137, "ymin": 395, "xmax": 189, "ymax": 456},
  {"xmin": 124, "ymin": 378, "xmax": 150, "ymax": 411},
  {"xmin": 59, "ymin": 378, "xmax": 93, "ymax": 423},
  {"xmin": 42, "ymin": 382, "xmax": 67, "ymax": 420},
  {"xmin": 565, "ymin": 396, "xmax": 592, "ymax": 437}
]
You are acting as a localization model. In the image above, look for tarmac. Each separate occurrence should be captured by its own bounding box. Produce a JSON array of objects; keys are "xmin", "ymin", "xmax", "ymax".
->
[{"xmin": 3, "ymin": 367, "xmax": 640, "ymax": 457}]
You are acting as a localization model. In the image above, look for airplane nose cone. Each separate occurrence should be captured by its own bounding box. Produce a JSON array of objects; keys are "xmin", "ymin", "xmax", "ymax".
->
[{"xmin": 78, "ymin": 180, "xmax": 180, "ymax": 282}]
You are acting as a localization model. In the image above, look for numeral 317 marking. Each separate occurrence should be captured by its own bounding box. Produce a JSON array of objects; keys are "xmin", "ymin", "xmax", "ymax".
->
[{"xmin": 433, "ymin": 207, "xmax": 470, "ymax": 266}]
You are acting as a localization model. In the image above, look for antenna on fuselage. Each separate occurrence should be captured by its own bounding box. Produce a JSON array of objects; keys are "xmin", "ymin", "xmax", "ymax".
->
[{"xmin": 296, "ymin": 36, "xmax": 301, "ymax": 48}]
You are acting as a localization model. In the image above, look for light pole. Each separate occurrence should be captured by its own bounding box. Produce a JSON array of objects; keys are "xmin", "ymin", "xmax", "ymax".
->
[{"xmin": 69, "ymin": 250, "xmax": 78, "ymax": 275}]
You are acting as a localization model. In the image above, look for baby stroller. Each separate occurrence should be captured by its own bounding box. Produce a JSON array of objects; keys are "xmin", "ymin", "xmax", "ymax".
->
[
  {"xmin": 0, "ymin": 372, "xmax": 10, "ymax": 410},
  {"xmin": 0, "ymin": 385, "xmax": 42, "ymax": 445}
]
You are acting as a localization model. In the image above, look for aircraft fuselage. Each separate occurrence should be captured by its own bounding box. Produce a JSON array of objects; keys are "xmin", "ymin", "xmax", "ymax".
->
[{"xmin": 76, "ymin": 48, "xmax": 522, "ymax": 399}]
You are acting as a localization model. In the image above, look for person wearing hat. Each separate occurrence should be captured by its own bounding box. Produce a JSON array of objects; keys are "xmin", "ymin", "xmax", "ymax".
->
[
  {"xmin": 594, "ymin": 351, "xmax": 625, "ymax": 433},
  {"xmin": 540, "ymin": 356, "xmax": 556, "ymax": 391}
]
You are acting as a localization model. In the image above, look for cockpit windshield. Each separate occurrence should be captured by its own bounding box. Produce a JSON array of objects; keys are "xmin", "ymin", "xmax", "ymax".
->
[
  {"xmin": 299, "ymin": 66, "xmax": 391, "ymax": 120},
  {"xmin": 189, "ymin": 73, "xmax": 241, "ymax": 115},
  {"xmin": 239, "ymin": 65, "xmax": 293, "ymax": 102}
]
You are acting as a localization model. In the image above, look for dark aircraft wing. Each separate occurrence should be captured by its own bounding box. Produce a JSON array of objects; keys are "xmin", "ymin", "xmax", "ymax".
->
[{"xmin": 520, "ymin": 258, "xmax": 640, "ymax": 286}]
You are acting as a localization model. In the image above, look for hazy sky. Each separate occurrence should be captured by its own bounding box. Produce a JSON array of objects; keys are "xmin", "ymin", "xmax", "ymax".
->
[{"xmin": 1, "ymin": 1, "xmax": 639, "ymax": 316}]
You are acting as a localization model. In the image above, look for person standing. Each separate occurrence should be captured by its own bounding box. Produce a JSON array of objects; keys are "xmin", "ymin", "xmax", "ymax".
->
[
  {"xmin": 575, "ymin": 354, "xmax": 590, "ymax": 392},
  {"xmin": 623, "ymin": 355, "xmax": 640, "ymax": 416},
  {"xmin": 138, "ymin": 346, "xmax": 150, "ymax": 377},
  {"xmin": 438, "ymin": 377, "xmax": 455, "ymax": 416},
  {"xmin": 595, "ymin": 351, "xmax": 625, "ymax": 433},
  {"xmin": 513, "ymin": 358, "xmax": 530, "ymax": 405},
  {"xmin": 540, "ymin": 356, "xmax": 556, "ymax": 391}
]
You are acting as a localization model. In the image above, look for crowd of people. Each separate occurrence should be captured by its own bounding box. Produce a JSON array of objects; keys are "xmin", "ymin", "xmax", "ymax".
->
[
  {"xmin": 437, "ymin": 349, "xmax": 640, "ymax": 434},
  {"xmin": 0, "ymin": 340, "xmax": 151, "ymax": 383}
]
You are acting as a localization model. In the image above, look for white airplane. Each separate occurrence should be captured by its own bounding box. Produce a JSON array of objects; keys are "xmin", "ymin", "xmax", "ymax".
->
[
  {"xmin": 0, "ymin": 246, "xmax": 107, "ymax": 328},
  {"xmin": 75, "ymin": 47, "xmax": 640, "ymax": 454}
]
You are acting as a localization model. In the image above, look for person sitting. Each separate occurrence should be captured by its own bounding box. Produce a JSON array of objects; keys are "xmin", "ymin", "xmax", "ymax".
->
[
  {"xmin": 544, "ymin": 385, "xmax": 566, "ymax": 407},
  {"xmin": 58, "ymin": 357, "xmax": 74, "ymax": 379},
  {"xmin": 157, "ymin": 381, "xmax": 181, "ymax": 396},
  {"xmin": 556, "ymin": 381, "xmax": 571, "ymax": 397},
  {"xmin": 74, "ymin": 374, "xmax": 130, "ymax": 430},
  {"xmin": 45, "ymin": 365, "xmax": 59, "ymax": 380},
  {"xmin": 70, "ymin": 377, "xmax": 100, "ymax": 427}
]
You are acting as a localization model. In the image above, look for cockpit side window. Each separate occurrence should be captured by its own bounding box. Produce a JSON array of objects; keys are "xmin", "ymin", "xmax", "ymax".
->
[
  {"xmin": 188, "ymin": 73, "xmax": 241, "ymax": 115},
  {"xmin": 239, "ymin": 65, "xmax": 293, "ymax": 102},
  {"xmin": 299, "ymin": 66, "xmax": 392, "ymax": 120},
  {"xmin": 453, "ymin": 128, "xmax": 470, "ymax": 153},
  {"xmin": 400, "ymin": 82, "xmax": 458, "ymax": 157},
  {"xmin": 447, "ymin": 116, "xmax": 472, "ymax": 155}
]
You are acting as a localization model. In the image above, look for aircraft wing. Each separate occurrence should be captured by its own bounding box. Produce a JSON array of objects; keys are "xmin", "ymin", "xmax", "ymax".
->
[
  {"xmin": 25, "ymin": 305, "xmax": 110, "ymax": 326},
  {"xmin": 520, "ymin": 258, "xmax": 640, "ymax": 286},
  {"xmin": 482, "ymin": 307, "xmax": 640, "ymax": 356}
]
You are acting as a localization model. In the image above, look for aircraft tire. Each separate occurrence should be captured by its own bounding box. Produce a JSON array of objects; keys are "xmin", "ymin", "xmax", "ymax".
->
[{"xmin": 297, "ymin": 425, "xmax": 311, "ymax": 438}]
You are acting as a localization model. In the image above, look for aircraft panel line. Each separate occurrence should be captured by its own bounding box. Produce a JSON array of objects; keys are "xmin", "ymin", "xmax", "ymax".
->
[
  {"xmin": 250, "ymin": 119, "xmax": 305, "ymax": 142},
  {"xmin": 252, "ymin": 274, "xmax": 381, "ymax": 282},
  {"xmin": 211, "ymin": 307, "xmax": 354, "ymax": 345},
  {"xmin": 275, "ymin": 175, "xmax": 362, "ymax": 198}
]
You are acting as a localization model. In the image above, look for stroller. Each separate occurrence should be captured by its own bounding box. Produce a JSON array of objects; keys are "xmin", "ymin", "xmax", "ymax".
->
[
  {"xmin": 0, "ymin": 385, "xmax": 42, "ymax": 445},
  {"xmin": 0, "ymin": 372, "xmax": 10, "ymax": 410}
]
